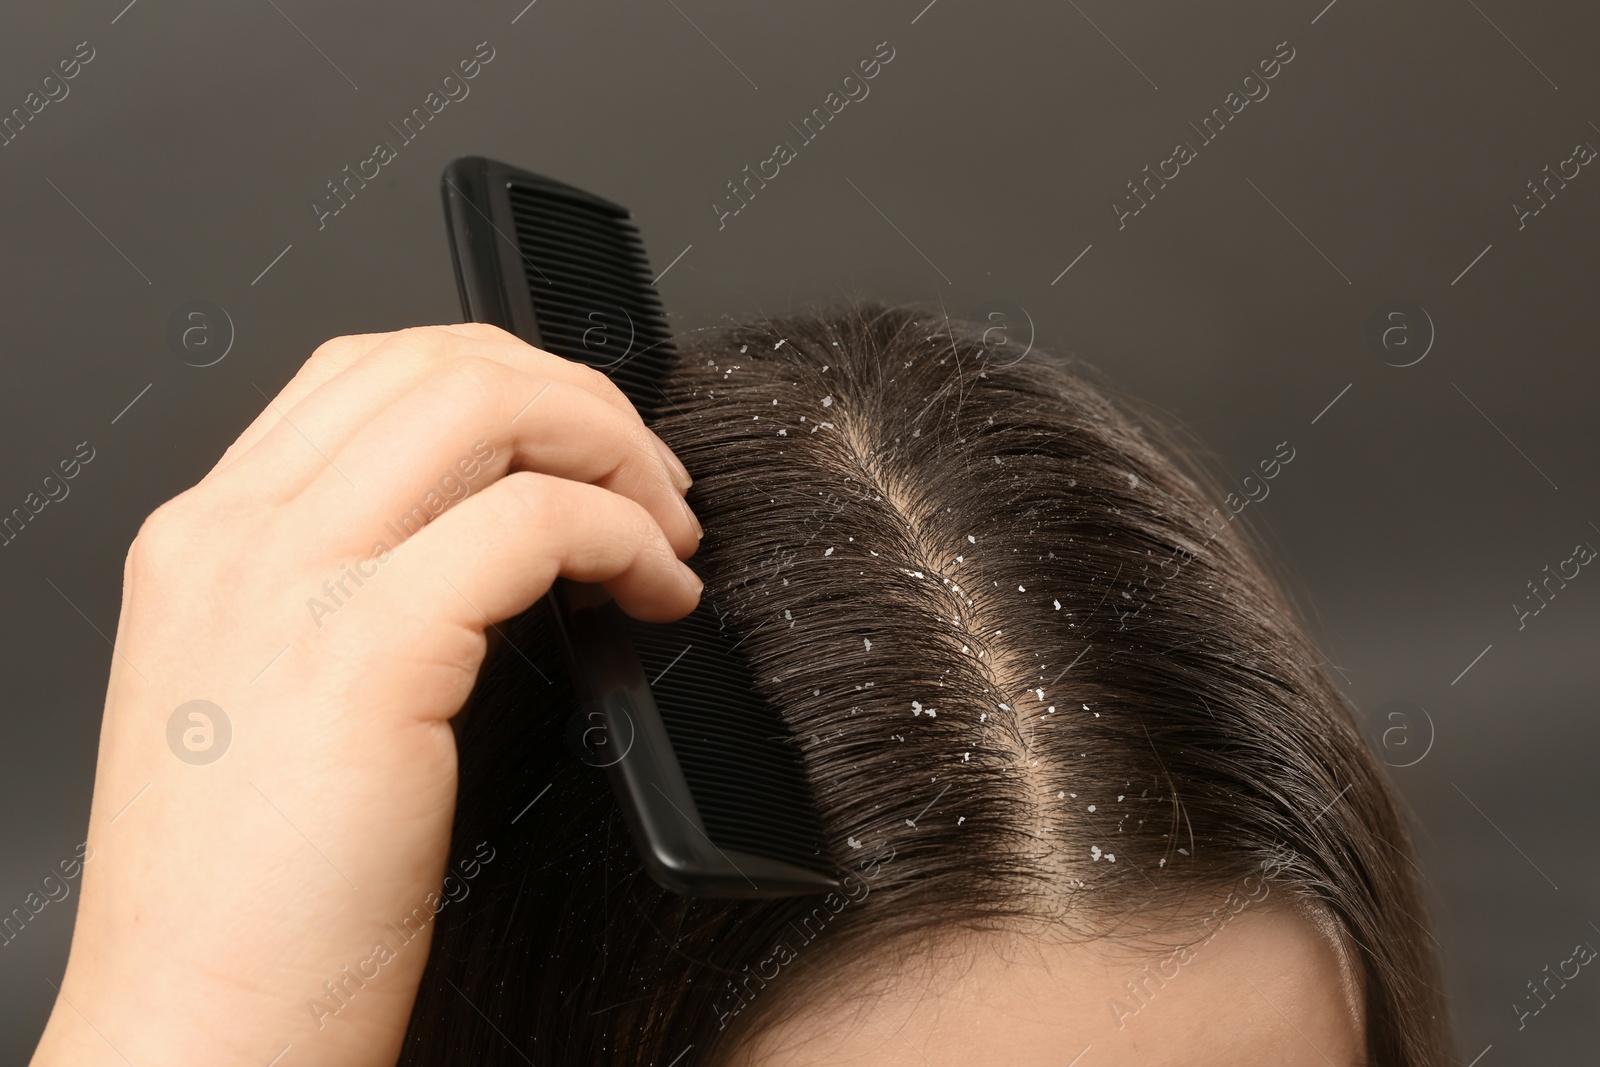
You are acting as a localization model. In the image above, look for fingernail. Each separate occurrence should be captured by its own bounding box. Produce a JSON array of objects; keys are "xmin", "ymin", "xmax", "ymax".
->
[
  {"xmin": 679, "ymin": 493, "xmax": 704, "ymax": 540},
  {"xmin": 648, "ymin": 429, "xmax": 693, "ymax": 494},
  {"xmin": 681, "ymin": 561, "xmax": 704, "ymax": 596}
]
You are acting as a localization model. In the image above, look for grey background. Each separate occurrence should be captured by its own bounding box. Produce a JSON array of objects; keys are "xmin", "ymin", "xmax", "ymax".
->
[{"xmin": 1, "ymin": 0, "xmax": 1595, "ymax": 1061}]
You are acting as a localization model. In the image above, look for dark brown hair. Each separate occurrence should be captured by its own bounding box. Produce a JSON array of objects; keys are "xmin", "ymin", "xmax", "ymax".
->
[{"xmin": 397, "ymin": 303, "xmax": 1453, "ymax": 1065}]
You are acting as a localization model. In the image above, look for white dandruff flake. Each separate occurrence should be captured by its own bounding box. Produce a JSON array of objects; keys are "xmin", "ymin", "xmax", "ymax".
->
[
  {"xmin": 1035, "ymin": 688, "xmax": 1045, "ymax": 700},
  {"xmin": 1178, "ymin": 848, "xmax": 1190, "ymax": 855},
  {"xmin": 1126, "ymin": 473, "xmax": 1138, "ymax": 487},
  {"xmin": 1057, "ymin": 790, "xmax": 1065, "ymax": 798},
  {"xmin": 863, "ymin": 637, "xmax": 873, "ymax": 650},
  {"xmin": 956, "ymin": 555, "xmax": 964, "ymax": 563},
  {"xmin": 824, "ymin": 547, "xmax": 834, "ymax": 555},
  {"xmin": 1054, "ymin": 599, "xmax": 1061, "ymax": 610},
  {"xmin": 979, "ymin": 712, "xmax": 987, "ymax": 722},
  {"xmin": 1159, "ymin": 857, "xmax": 1167, "ymax": 867},
  {"xmin": 774, "ymin": 338, "xmax": 787, "ymax": 350},
  {"xmin": 821, "ymin": 395, "xmax": 834, "ymax": 407},
  {"xmin": 1087, "ymin": 804, "xmax": 1096, "ymax": 812},
  {"xmin": 776, "ymin": 428, "xmax": 787, "ymax": 436},
  {"xmin": 1018, "ymin": 585, "xmax": 1026, "ymax": 592},
  {"xmin": 967, "ymin": 534, "xmax": 976, "ymax": 543},
  {"xmin": 957, "ymin": 815, "xmax": 965, "ymax": 825},
  {"xmin": 847, "ymin": 836, "xmax": 862, "ymax": 849},
  {"xmin": 1090, "ymin": 845, "xmax": 1103, "ymax": 861},
  {"xmin": 739, "ymin": 345, "xmax": 748, "ymax": 353},
  {"xmin": 1106, "ymin": 853, "xmax": 1116, "ymax": 863}
]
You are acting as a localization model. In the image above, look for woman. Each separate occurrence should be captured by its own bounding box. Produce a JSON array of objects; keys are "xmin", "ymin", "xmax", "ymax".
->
[{"xmin": 32, "ymin": 306, "xmax": 1452, "ymax": 1066}]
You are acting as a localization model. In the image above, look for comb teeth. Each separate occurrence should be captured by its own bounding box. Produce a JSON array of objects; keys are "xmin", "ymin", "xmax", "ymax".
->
[
  {"xmin": 444, "ymin": 157, "xmax": 837, "ymax": 896},
  {"xmin": 506, "ymin": 183, "xmax": 676, "ymax": 417},
  {"xmin": 626, "ymin": 604, "xmax": 829, "ymax": 873}
]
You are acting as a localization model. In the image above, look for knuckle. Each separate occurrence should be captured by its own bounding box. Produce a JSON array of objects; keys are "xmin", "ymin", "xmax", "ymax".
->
[
  {"xmin": 576, "ymin": 362, "xmax": 632, "ymax": 409},
  {"xmin": 575, "ymin": 361, "xmax": 610, "ymax": 388},
  {"xmin": 124, "ymin": 496, "xmax": 199, "ymax": 578},
  {"xmin": 492, "ymin": 475, "xmax": 665, "ymax": 576},
  {"xmin": 615, "ymin": 494, "xmax": 663, "ymax": 552},
  {"xmin": 498, "ymin": 470, "xmax": 555, "ymax": 527},
  {"xmin": 307, "ymin": 333, "xmax": 372, "ymax": 370},
  {"xmin": 400, "ymin": 324, "xmax": 452, "ymax": 343},
  {"xmin": 383, "ymin": 325, "xmax": 460, "ymax": 363},
  {"xmin": 385, "ymin": 343, "xmax": 446, "ymax": 382},
  {"xmin": 440, "ymin": 355, "xmax": 506, "ymax": 406},
  {"xmin": 445, "ymin": 321, "xmax": 515, "ymax": 343}
]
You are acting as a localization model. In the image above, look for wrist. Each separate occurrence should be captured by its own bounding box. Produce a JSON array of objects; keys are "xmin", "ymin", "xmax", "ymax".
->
[{"xmin": 33, "ymin": 941, "xmax": 409, "ymax": 1067}]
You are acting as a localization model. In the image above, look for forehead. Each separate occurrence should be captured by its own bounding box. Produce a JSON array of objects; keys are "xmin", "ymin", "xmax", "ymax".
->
[{"xmin": 725, "ymin": 902, "xmax": 1366, "ymax": 1067}]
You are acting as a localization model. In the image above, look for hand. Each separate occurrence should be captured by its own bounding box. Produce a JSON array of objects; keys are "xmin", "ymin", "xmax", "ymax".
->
[{"xmin": 31, "ymin": 324, "xmax": 703, "ymax": 1067}]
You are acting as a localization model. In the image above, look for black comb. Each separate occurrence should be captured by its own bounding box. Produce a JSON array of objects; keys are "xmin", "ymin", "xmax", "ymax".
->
[{"xmin": 440, "ymin": 156, "xmax": 838, "ymax": 898}]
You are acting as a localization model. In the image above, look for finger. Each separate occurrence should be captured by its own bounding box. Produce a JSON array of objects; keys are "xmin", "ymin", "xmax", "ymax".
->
[
  {"xmin": 205, "ymin": 332, "xmax": 391, "ymax": 479},
  {"xmin": 362, "ymin": 470, "xmax": 703, "ymax": 649},
  {"xmin": 287, "ymin": 356, "xmax": 702, "ymax": 561},
  {"xmin": 427, "ymin": 324, "xmax": 645, "ymax": 418},
  {"xmin": 213, "ymin": 325, "xmax": 552, "ymax": 476},
  {"xmin": 213, "ymin": 325, "xmax": 689, "ymax": 501}
]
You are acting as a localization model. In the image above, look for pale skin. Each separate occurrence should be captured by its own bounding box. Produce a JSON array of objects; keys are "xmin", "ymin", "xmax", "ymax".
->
[
  {"xmin": 32, "ymin": 325, "xmax": 704, "ymax": 1067},
  {"xmin": 32, "ymin": 325, "xmax": 1368, "ymax": 1065},
  {"xmin": 726, "ymin": 904, "xmax": 1368, "ymax": 1066}
]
